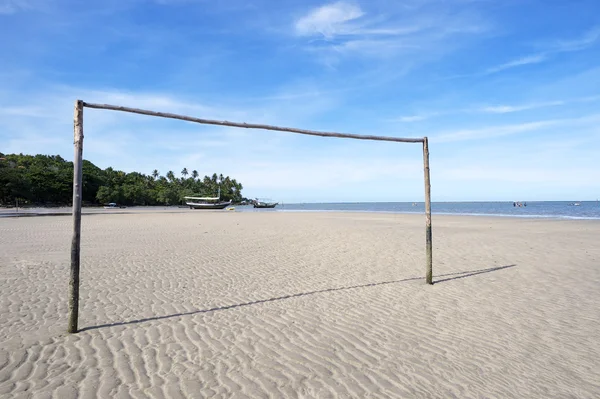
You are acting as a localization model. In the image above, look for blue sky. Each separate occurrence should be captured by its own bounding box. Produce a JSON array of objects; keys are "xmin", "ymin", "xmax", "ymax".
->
[{"xmin": 1, "ymin": 0, "xmax": 599, "ymax": 202}]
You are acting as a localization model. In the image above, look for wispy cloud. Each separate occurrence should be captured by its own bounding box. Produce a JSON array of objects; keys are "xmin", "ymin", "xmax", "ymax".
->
[
  {"xmin": 440, "ymin": 166, "xmax": 600, "ymax": 186},
  {"xmin": 295, "ymin": 1, "xmax": 365, "ymax": 38},
  {"xmin": 552, "ymin": 26, "xmax": 600, "ymax": 52},
  {"xmin": 478, "ymin": 95, "xmax": 600, "ymax": 114},
  {"xmin": 431, "ymin": 113, "xmax": 600, "ymax": 142},
  {"xmin": 391, "ymin": 95, "xmax": 600, "ymax": 122},
  {"xmin": 485, "ymin": 26, "xmax": 600, "ymax": 74},
  {"xmin": 394, "ymin": 114, "xmax": 435, "ymax": 123},
  {"xmin": 433, "ymin": 120, "xmax": 560, "ymax": 142},
  {"xmin": 0, "ymin": 105, "xmax": 53, "ymax": 118},
  {"xmin": 292, "ymin": 1, "xmax": 487, "ymax": 64},
  {"xmin": 485, "ymin": 54, "xmax": 547, "ymax": 74},
  {"xmin": 0, "ymin": 0, "xmax": 34, "ymax": 14},
  {"xmin": 477, "ymin": 100, "xmax": 565, "ymax": 114},
  {"xmin": 230, "ymin": 158, "xmax": 422, "ymax": 192},
  {"xmin": 152, "ymin": 0, "xmax": 252, "ymax": 12}
]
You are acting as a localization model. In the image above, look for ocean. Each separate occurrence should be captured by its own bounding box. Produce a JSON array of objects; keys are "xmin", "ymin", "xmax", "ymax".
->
[
  {"xmin": 1, "ymin": 201, "xmax": 599, "ymax": 220},
  {"xmin": 240, "ymin": 201, "xmax": 600, "ymax": 220}
]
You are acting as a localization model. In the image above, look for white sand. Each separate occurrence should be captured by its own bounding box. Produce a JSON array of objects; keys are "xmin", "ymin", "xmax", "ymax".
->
[{"xmin": 1, "ymin": 211, "xmax": 599, "ymax": 398}]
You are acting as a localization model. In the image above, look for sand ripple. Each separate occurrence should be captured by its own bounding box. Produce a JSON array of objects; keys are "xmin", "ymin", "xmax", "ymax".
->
[{"xmin": 1, "ymin": 212, "xmax": 599, "ymax": 398}]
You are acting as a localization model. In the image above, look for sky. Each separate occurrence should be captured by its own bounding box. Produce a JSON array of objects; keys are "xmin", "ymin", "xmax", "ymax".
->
[{"xmin": 1, "ymin": 0, "xmax": 599, "ymax": 202}]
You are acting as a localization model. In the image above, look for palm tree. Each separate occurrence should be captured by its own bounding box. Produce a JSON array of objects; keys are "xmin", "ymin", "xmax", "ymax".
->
[
  {"xmin": 152, "ymin": 169, "xmax": 159, "ymax": 180},
  {"xmin": 181, "ymin": 168, "xmax": 188, "ymax": 178},
  {"xmin": 192, "ymin": 170, "xmax": 199, "ymax": 180},
  {"xmin": 166, "ymin": 170, "xmax": 175, "ymax": 182}
]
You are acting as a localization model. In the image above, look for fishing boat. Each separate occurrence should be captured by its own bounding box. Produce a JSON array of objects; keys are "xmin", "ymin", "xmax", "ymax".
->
[
  {"xmin": 253, "ymin": 199, "xmax": 278, "ymax": 209},
  {"xmin": 184, "ymin": 188, "xmax": 232, "ymax": 210}
]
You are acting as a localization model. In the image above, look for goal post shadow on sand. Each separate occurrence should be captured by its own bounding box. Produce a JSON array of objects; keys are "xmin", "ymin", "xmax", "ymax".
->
[{"xmin": 68, "ymin": 99, "xmax": 433, "ymax": 334}]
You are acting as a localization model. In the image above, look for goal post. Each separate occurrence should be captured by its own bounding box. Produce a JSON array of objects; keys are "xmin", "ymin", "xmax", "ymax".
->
[{"xmin": 68, "ymin": 99, "xmax": 433, "ymax": 333}]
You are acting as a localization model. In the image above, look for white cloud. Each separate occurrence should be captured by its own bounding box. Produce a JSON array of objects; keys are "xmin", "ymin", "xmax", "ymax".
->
[
  {"xmin": 389, "ymin": 112, "xmax": 443, "ymax": 123},
  {"xmin": 295, "ymin": 1, "xmax": 364, "ymax": 38},
  {"xmin": 395, "ymin": 115, "xmax": 432, "ymax": 123},
  {"xmin": 478, "ymin": 101, "xmax": 565, "ymax": 114},
  {"xmin": 440, "ymin": 166, "xmax": 600, "ymax": 186},
  {"xmin": 292, "ymin": 1, "xmax": 487, "ymax": 65},
  {"xmin": 0, "ymin": 105, "xmax": 55, "ymax": 118},
  {"xmin": 329, "ymin": 38, "xmax": 420, "ymax": 57},
  {"xmin": 0, "ymin": 0, "xmax": 32, "ymax": 14},
  {"xmin": 433, "ymin": 120, "xmax": 559, "ymax": 142},
  {"xmin": 0, "ymin": 0, "xmax": 52, "ymax": 15},
  {"xmin": 552, "ymin": 26, "xmax": 600, "ymax": 52},
  {"xmin": 485, "ymin": 54, "xmax": 547, "ymax": 74},
  {"xmin": 388, "ymin": 95, "xmax": 600, "ymax": 123},
  {"xmin": 479, "ymin": 96, "xmax": 600, "ymax": 114},
  {"xmin": 485, "ymin": 26, "xmax": 600, "ymax": 74},
  {"xmin": 431, "ymin": 113, "xmax": 600, "ymax": 142}
]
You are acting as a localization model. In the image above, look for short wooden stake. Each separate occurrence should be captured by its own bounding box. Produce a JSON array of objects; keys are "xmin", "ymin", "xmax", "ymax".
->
[
  {"xmin": 68, "ymin": 100, "xmax": 84, "ymax": 333},
  {"xmin": 423, "ymin": 137, "xmax": 433, "ymax": 284}
]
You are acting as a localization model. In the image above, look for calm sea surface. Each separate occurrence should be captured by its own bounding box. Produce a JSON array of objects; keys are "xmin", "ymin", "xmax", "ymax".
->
[
  {"xmin": 241, "ymin": 201, "xmax": 600, "ymax": 220},
  {"xmin": 2, "ymin": 201, "xmax": 599, "ymax": 220}
]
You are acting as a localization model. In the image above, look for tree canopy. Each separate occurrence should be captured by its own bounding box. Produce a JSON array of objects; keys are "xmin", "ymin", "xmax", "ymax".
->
[{"xmin": 0, "ymin": 153, "xmax": 244, "ymax": 206}]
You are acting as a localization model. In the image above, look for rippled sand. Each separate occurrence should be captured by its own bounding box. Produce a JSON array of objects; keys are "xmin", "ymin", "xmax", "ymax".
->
[{"xmin": 1, "ymin": 212, "xmax": 599, "ymax": 398}]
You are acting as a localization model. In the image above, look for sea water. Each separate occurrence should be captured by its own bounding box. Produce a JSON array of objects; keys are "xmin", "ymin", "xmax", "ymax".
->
[
  {"xmin": 241, "ymin": 201, "xmax": 600, "ymax": 220},
  {"xmin": 2, "ymin": 201, "xmax": 599, "ymax": 220}
]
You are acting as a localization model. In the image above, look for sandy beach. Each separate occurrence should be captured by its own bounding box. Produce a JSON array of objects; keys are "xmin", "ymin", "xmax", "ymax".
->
[{"xmin": 1, "ymin": 211, "xmax": 599, "ymax": 398}]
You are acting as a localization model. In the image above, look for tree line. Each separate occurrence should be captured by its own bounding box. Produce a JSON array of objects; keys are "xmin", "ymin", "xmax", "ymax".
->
[{"xmin": 0, "ymin": 153, "xmax": 245, "ymax": 206}]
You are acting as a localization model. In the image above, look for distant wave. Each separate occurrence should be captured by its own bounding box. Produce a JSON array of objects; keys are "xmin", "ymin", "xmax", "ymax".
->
[
  {"xmin": 270, "ymin": 202, "xmax": 600, "ymax": 220},
  {"xmin": 275, "ymin": 209, "xmax": 600, "ymax": 220}
]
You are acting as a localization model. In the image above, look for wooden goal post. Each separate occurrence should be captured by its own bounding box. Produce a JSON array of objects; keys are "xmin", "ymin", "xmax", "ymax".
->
[{"xmin": 68, "ymin": 99, "xmax": 433, "ymax": 333}]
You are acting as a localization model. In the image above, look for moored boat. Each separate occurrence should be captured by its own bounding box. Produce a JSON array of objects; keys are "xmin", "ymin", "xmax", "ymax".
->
[
  {"xmin": 253, "ymin": 199, "xmax": 278, "ymax": 209},
  {"xmin": 184, "ymin": 188, "xmax": 232, "ymax": 210}
]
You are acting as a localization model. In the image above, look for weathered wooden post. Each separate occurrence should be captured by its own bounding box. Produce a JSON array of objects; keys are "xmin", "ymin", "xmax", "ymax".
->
[
  {"xmin": 423, "ymin": 137, "xmax": 433, "ymax": 284},
  {"xmin": 68, "ymin": 100, "xmax": 84, "ymax": 333}
]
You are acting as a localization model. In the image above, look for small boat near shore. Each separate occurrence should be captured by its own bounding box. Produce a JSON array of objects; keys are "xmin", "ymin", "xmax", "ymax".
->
[
  {"xmin": 185, "ymin": 188, "xmax": 232, "ymax": 210},
  {"xmin": 253, "ymin": 199, "xmax": 278, "ymax": 209}
]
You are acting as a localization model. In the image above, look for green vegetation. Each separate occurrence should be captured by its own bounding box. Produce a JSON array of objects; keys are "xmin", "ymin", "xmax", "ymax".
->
[{"xmin": 0, "ymin": 153, "xmax": 244, "ymax": 206}]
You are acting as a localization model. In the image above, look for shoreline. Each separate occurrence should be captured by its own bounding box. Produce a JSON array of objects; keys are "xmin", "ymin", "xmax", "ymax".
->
[{"xmin": 2, "ymin": 207, "xmax": 600, "ymax": 221}]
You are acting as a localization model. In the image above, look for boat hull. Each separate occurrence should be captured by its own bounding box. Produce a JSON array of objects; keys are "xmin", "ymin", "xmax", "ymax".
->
[
  {"xmin": 253, "ymin": 203, "xmax": 278, "ymax": 209},
  {"xmin": 187, "ymin": 201, "xmax": 232, "ymax": 210}
]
